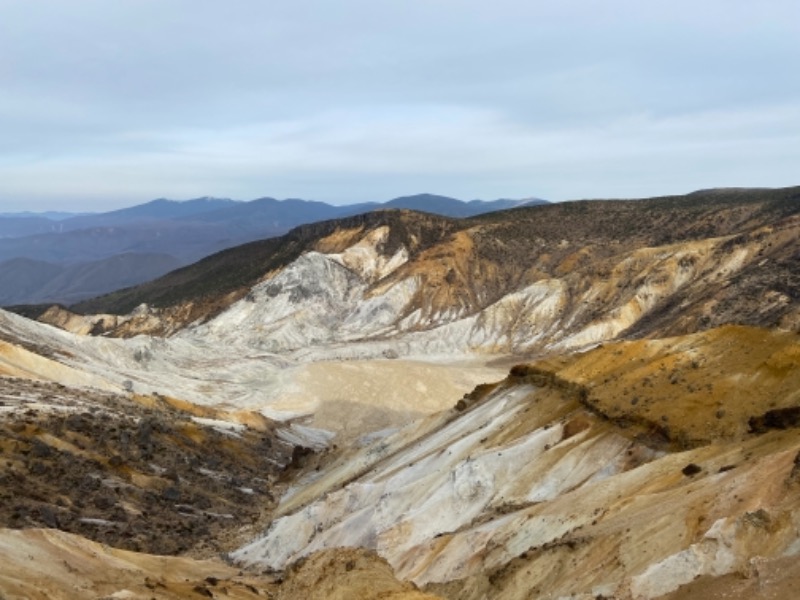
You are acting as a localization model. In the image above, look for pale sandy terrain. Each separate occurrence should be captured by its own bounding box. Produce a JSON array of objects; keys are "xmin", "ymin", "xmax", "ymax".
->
[
  {"xmin": 0, "ymin": 529, "xmax": 442, "ymax": 600},
  {"xmin": 272, "ymin": 358, "xmax": 508, "ymax": 442},
  {"xmin": 0, "ymin": 308, "xmax": 507, "ymax": 445},
  {"xmin": 0, "ymin": 528, "xmax": 263, "ymax": 600}
]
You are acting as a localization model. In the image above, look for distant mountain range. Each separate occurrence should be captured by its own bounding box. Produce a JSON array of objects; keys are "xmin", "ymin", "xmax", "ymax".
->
[
  {"xmin": 0, "ymin": 210, "xmax": 86, "ymax": 221},
  {"xmin": 0, "ymin": 193, "xmax": 547, "ymax": 305},
  {"xmin": 0, "ymin": 254, "xmax": 183, "ymax": 306}
]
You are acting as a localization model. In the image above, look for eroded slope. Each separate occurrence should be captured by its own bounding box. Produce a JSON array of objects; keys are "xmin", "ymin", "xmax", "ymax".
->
[
  {"xmin": 531, "ymin": 325, "xmax": 800, "ymax": 446},
  {"xmin": 171, "ymin": 205, "xmax": 800, "ymax": 361},
  {"xmin": 232, "ymin": 325, "xmax": 800, "ymax": 599},
  {"xmin": 1, "ymin": 188, "xmax": 798, "ymax": 600},
  {"xmin": 0, "ymin": 528, "xmax": 442, "ymax": 600},
  {"xmin": 0, "ymin": 320, "xmax": 447, "ymax": 599},
  {"xmin": 0, "ymin": 528, "xmax": 269, "ymax": 600}
]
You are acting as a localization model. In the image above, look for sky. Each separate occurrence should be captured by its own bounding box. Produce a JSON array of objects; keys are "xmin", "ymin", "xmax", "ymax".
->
[{"xmin": 1, "ymin": 1, "xmax": 799, "ymax": 211}]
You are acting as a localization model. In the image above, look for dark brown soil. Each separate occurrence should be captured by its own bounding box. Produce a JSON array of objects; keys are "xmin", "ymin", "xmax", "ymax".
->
[{"xmin": 0, "ymin": 377, "xmax": 299, "ymax": 556}]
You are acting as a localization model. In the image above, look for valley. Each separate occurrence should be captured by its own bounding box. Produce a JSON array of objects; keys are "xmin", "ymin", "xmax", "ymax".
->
[{"xmin": 1, "ymin": 188, "xmax": 799, "ymax": 599}]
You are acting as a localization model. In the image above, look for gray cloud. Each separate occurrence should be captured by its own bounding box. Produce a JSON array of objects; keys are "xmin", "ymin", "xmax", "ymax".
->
[{"xmin": 0, "ymin": 0, "xmax": 798, "ymax": 210}]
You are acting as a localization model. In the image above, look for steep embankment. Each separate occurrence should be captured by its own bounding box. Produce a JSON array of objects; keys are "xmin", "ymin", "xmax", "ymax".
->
[{"xmin": 231, "ymin": 325, "xmax": 800, "ymax": 599}]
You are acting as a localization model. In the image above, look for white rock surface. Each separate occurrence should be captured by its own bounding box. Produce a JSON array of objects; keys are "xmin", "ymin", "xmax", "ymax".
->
[{"xmin": 230, "ymin": 375, "xmax": 800, "ymax": 598}]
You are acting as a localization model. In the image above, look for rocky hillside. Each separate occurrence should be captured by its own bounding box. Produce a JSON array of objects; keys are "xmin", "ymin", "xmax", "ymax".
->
[
  {"xmin": 4, "ymin": 316, "xmax": 799, "ymax": 598},
  {"xmin": 65, "ymin": 210, "xmax": 459, "ymax": 333},
  {"xmin": 46, "ymin": 187, "xmax": 799, "ymax": 361},
  {"xmin": 0, "ymin": 310, "xmax": 448, "ymax": 599},
  {"xmin": 232, "ymin": 325, "xmax": 800, "ymax": 599},
  {"xmin": 0, "ymin": 324, "xmax": 337, "ymax": 558},
  {"xmin": 0, "ymin": 377, "xmax": 293, "ymax": 556},
  {"xmin": 1, "ymin": 186, "xmax": 799, "ymax": 600}
]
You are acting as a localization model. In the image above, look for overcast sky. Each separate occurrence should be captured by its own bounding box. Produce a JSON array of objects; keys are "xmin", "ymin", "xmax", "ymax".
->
[{"xmin": 1, "ymin": 1, "xmax": 799, "ymax": 211}]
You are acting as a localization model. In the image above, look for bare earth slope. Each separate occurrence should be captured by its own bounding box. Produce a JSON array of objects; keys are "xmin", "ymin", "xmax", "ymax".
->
[
  {"xmin": 0, "ymin": 324, "xmax": 444, "ymax": 599},
  {"xmin": 68, "ymin": 210, "xmax": 458, "ymax": 332},
  {"xmin": 0, "ymin": 527, "xmax": 268, "ymax": 600},
  {"xmin": 4, "ymin": 324, "xmax": 799, "ymax": 598},
  {"xmin": 0, "ymin": 529, "xmax": 441, "ymax": 600},
  {"xmin": 232, "ymin": 325, "xmax": 800, "ymax": 599},
  {"xmin": 0, "ymin": 375, "xmax": 297, "ymax": 556}
]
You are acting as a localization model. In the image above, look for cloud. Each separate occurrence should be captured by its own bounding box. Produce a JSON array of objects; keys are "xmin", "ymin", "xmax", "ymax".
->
[
  {"xmin": 2, "ymin": 101, "xmax": 797, "ymax": 208},
  {"xmin": 0, "ymin": 1, "xmax": 798, "ymax": 209}
]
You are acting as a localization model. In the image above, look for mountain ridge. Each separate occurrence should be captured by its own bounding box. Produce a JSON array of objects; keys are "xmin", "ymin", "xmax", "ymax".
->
[
  {"xmin": 0, "ymin": 193, "xmax": 546, "ymax": 306},
  {"xmin": 58, "ymin": 186, "xmax": 800, "ymax": 347}
]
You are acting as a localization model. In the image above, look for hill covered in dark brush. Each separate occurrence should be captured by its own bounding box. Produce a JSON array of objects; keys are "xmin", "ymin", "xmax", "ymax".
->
[{"xmin": 0, "ymin": 194, "xmax": 539, "ymax": 306}]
